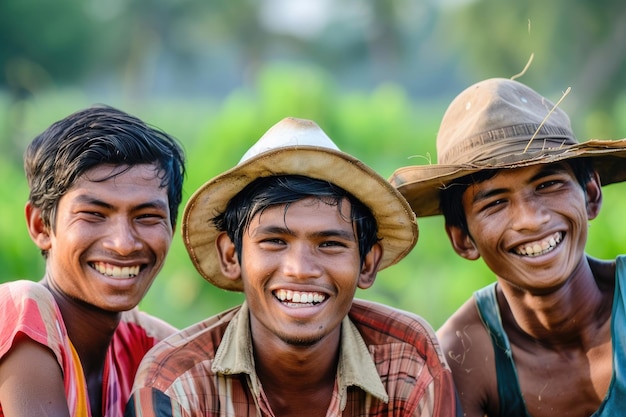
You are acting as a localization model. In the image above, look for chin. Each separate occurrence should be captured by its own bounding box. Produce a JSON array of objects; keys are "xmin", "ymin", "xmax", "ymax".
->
[{"xmin": 278, "ymin": 332, "xmax": 325, "ymax": 347}]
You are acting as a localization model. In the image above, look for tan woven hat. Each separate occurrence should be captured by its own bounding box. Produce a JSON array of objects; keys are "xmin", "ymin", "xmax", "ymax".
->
[
  {"xmin": 182, "ymin": 117, "xmax": 418, "ymax": 291},
  {"xmin": 390, "ymin": 78, "xmax": 626, "ymax": 217}
]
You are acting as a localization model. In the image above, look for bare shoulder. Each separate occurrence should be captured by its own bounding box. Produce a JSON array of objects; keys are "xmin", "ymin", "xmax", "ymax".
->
[
  {"xmin": 0, "ymin": 339, "xmax": 70, "ymax": 416},
  {"xmin": 587, "ymin": 255, "xmax": 617, "ymax": 290},
  {"xmin": 437, "ymin": 296, "xmax": 498, "ymax": 417}
]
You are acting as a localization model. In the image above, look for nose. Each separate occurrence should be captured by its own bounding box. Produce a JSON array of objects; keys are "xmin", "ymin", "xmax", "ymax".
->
[
  {"xmin": 282, "ymin": 243, "xmax": 323, "ymax": 279},
  {"xmin": 102, "ymin": 218, "xmax": 143, "ymax": 255},
  {"xmin": 510, "ymin": 198, "xmax": 550, "ymax": 231}
]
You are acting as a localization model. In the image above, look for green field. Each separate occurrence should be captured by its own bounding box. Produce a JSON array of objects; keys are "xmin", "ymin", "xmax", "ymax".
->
[{"xmin": 2, "ymin": 69, "xmax": 625, "ymax": 331}]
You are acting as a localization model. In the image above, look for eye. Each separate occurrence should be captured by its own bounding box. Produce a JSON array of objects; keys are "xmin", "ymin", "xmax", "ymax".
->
[
  {"xmin": 258, "ymin": 237, "xmax": 286, "ymax": 249},
  {"xmin": 537, "ymin": 179, "xmax": 562, "ymax": 190},
  {"xmin": 485, "ymin": 198, "xmax": 505, "ymax": 208},
  {"xmin": 136, "ymin": 213, "xmax": 167, "ymax": 225},
  {"xmin": 78, "ymin": 211, "xmax": 105, "ymax": 221},
  {"xmin": 477, "ymin": 197, "xmax": 507, "ymax": 214},
  {"xmin": 320, "ymin": 240, "xmax": 347, "ymax": 248}
]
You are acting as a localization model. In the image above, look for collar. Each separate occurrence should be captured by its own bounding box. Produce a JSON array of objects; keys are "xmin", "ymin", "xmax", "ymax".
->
[{"xmin": 212, "ymin": 302, "xmax": 388, "ymax": 405}]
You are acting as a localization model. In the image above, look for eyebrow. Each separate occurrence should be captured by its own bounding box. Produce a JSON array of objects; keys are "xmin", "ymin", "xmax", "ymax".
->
[
  {"xmin": 73, "ymin": 195, "xmax": 169, "ymax": 212},
  {"xmin": 253, "ymin": 225, "xmax": 356, "ymax": 240},
  {"xmin": 471, "ymin": 187, "xmax": 505, "ymax": 205}
]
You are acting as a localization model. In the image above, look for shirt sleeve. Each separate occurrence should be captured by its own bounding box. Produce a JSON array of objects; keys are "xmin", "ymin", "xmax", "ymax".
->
[{"xmin": 0, "ymin": 280, "xmax": 66, "ymax": 365}]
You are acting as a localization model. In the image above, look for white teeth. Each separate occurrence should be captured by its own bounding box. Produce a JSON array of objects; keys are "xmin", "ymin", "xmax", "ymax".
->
[
  {"xmin": 93, "ymin": 262, "xmax": 140, "ymax": 278},
  {"xmin": 515, "ymin": 232, "xmax": 562, "ymax": 257},
  {"xmin": 275, "ymin": 289, "xmax": 326, "ymax": 305}
]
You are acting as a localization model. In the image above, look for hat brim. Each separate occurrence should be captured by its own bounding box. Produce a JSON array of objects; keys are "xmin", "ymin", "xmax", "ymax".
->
[
  {"xmin": 183, "ymin": 146, "xmax": 418, "ymax": 291},
  {"xmin": 390, "ymin": 139, "xmax": 626, "ymax": 217}
]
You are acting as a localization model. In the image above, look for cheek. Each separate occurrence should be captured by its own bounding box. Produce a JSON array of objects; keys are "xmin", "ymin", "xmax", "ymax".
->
[
  {"xmin": 333, "ymin": 261, "xmax": 362, "ymax": 289},
  {"xmin": 239, "ymin": 253, "xmax": 272, "ymax": 283},
  {"xmin": 466, "ymin": 216, "xmax": 496, "ymax": 243},
  {"xmin": 141, "ymin": 225, "xmax": 173, "ymax": 249}
]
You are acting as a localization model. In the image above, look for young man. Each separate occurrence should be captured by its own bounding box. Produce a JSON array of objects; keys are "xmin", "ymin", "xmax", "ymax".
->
[
  {"xmin": 0, "ymin": 105, "xmax": 186, "ymax": 417},
  {"xmin": 390, "ymin": 78, "xmax": 626, "ymax": 417},
  {"xmin": 125, "ymin": 117, "xmax": 460, "ymax": 416}
]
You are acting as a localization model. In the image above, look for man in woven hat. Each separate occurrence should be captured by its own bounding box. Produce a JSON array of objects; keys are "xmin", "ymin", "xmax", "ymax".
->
[
  {"xmin": 390, "ymin": 78, "xmax": 626, "ymax": 417},
  {"xmin": 125, "ymin": 117, "xmax": 460, "ymax": 417}
]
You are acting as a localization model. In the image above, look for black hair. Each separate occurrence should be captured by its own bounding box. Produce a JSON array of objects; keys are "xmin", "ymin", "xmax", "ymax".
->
[
  {"xmin": 24, "ymin": 105, "xmax": 186, "ymax": 232},
  {"xmin": 212, "ymin": 175, "xmax": 380, "ymax": 267}
]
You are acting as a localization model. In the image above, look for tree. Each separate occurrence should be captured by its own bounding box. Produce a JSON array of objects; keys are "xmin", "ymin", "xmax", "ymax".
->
[{"xmin": 440, "ymin": 0, "xmax": 626, "ymax": 138}]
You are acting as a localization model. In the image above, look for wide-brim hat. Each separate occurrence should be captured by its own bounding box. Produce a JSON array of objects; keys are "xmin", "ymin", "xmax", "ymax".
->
[
  {"xmin": 390, "ymin": 78, "xmax": 626, "ymax": 217},
  {"xmin": 182, "ymin": 117, "xmax": 418, "ymax": 291}
]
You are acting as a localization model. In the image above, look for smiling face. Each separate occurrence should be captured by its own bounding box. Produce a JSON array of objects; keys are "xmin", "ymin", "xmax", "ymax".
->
[
  {"xmin": 217, "ymin": 197, "xmax": 381, "ymax": 348},
  {"xmin": 27, "ymin": 164, "xmax": 173, "ymax": 312},
  {"xmin": 446, "ymin": 162, "xmax": 602, "ymax": 293}
]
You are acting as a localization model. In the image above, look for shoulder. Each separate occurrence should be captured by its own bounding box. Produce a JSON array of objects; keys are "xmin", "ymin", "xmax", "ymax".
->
[
  {"xmin": 133, "ymin": 305, "xmax": 242, "ymax": 390},
  {"xmin": 588, "ymin": 255, "xmax": 617, "ymax": 290},
  {"xmin": 437, "ymin": 292, "xmax": 498, "ymax": 416},
  {"xmin": 436, "ymin": 296, "xmax": 488, "ymax": 366},
  {"xmin": 349, "ymin": 299, "xmax": 447, "ymax": 369},
  {"xmin": 120, "ymin": 308, "xmax": 177, "ymax": 342},
  {"xmin": 0, "ymin": 280, "xmax": 66, "ymax": 363},
  {"xmin": 350, "ymin": 299, "xmax": 439, "ymax": 343},
  {"xmin": 0, "ymin": 280, "xmax": 54, "ymax": 303},
  {"xmin": 0, "ymin": 280, "xmax": 59, "ymax": 325},
  {"xmin": 349, "ymin": 300, "xmax": 460, "ymax": 415}
]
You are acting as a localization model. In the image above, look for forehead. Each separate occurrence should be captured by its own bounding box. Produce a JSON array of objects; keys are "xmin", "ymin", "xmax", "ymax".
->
[
  {"xmin": 79, "ymin": 163, "xmax": 161, "ymax": 183},
  {"xmin": 250, "ymin": 197, "xmax": 353, "ymax": 227},
  {"xmin": 65, "ymin": 164, "xmax": 168, "ymax": 203}
]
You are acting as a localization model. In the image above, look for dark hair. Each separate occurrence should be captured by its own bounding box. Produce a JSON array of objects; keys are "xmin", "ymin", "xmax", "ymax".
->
[
  {"xmin": 441, "ymin": 158, "xmax": 595, "ymax": 235},
  {"xmin": 24, "ymin": 105, "xmax": 186, "ymax": 231},
  {"xmin": 212, "ymin": 175, "xmax": 380, "ymax": 267}
]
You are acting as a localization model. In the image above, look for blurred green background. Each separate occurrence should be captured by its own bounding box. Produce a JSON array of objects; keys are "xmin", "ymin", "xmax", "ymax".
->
[{"xmin": 2, "ymin": 0, "xmax": 626, "ymax": 330}]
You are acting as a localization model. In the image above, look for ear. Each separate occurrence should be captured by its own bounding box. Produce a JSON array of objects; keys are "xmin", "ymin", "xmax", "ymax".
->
[
  {"xmin": 25, "ymin": 202, "xmax": 51, "ymax": 252},
  {"xmin": 585, "ymin": 171, "xmax": 603, "ymax": 220},
  {"xmin": 446, "ymin": 224, "xmax": 480, "ymax": 261},
  {"xmin": 357, "ymin": 242, "xmax": 383, "ymax": 289},
  {"xmin": 215, "ymin": 232, "xmax": 241, "ymax": 280}
]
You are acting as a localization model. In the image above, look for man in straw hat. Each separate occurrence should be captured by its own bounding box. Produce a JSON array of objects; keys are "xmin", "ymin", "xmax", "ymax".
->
[
  {"xmin": 125, "ymin": 117, "xmax": 460, "ymax": 416},
  {"xmin": 390, "ymin": 78, "xmax": 626, "ymax": 417}
]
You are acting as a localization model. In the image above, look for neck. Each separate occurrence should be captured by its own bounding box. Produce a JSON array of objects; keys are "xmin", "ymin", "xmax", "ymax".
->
[
  {"xmin": 498, "ymin": 256, "xmax": 614, "ymax": 347},
  {"xmin": 42, "ymin": 278, "xmax": 120, "ymax": 374},
  {"xmin": 254, "ymin": 331, "xmax": 340, "ymax": 389},
  {"xmin": 251, "ymin": 325, "xmax": 340, "ymax": 416}
]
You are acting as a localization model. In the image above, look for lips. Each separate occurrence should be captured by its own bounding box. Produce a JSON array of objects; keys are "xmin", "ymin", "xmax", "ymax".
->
[
  {"xmin": 91, "ymin": 261, "xmax": 140, "ymax": 278},
  {"xmin": 514, "ymin": 231, "xmax": 563, "ymax": 257}
]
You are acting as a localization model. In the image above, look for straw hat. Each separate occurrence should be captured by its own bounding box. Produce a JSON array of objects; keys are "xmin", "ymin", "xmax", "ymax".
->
[
  {"xmin": 182, "ymin": 117, "xmax": 418, "ymax": 291},
  {"xmin": 390, "ymin": 78, "xmax": 626, "ymax": 217}
]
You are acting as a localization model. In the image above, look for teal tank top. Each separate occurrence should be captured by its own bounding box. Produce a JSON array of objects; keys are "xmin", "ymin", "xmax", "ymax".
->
[{"xmin": 474, "ymin": 255, "xmax": 626, "ymax": 417}]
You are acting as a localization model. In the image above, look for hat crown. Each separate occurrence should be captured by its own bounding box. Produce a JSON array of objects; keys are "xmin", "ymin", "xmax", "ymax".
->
[
  {"xmin": 240, "ymin": 117, "xmax": 339, "ymax": 163},
  {"xmin": 389, "ymin": 78, "xmax": 626, "ymax": 218},
  {"xmin": 437, "ymin": 78, "xmax": 577, "ymax": 166}
]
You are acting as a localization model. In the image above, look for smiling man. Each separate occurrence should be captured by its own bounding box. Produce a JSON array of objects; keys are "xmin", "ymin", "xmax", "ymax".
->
[
  {"xmin": 125, "ymin": 117, "xmax": 460, "ymax": 417},
  {"xmin": 390, "ymin": 78, "xmax": 626, "ymax": 417},
  {"xmin": 0, "ymin": 106, "xmax": 186, "ymax": 417}
]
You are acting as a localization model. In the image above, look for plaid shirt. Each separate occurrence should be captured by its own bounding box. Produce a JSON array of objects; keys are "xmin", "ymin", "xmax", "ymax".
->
[{"xmin": 125, "ymin": 299, "xmax": 459, "ymax": 417}]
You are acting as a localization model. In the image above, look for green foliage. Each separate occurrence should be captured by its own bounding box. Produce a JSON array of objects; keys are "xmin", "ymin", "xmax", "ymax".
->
[
  {"xmin": 440, "ymin": 0, "xmax": 626, "ymax": 137},
  {"xmin": 2, "ymin": 63, "xmax": 625, "ymax": 331}
]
